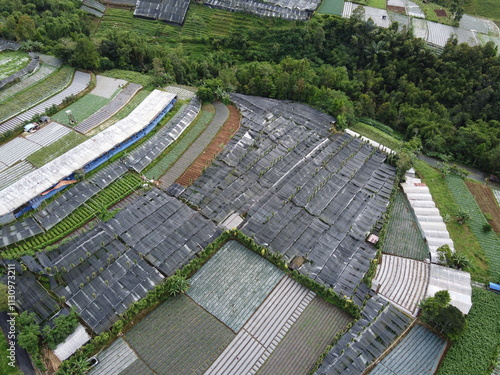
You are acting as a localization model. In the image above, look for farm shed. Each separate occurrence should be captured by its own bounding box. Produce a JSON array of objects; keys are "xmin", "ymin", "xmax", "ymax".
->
[
  {"xmin": 54, "ymin": 324, "xmax": 91, "ymax": 361},
  {"xmin": 0, "ymin": 90, "xmax": 176, "ymax": 218}
]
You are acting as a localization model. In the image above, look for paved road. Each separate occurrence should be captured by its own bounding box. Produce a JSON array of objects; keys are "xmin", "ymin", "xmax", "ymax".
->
[
  {"xmin": 159, "ymin": 102, "xmax": 229, "ymax": 189},
  {"xmin": 417, "ymin": 154, "xmax": 500, "ymax": 189},
  {"xmin": 0, "ymin": 311, "xmax": 35, "ymax": 375}
]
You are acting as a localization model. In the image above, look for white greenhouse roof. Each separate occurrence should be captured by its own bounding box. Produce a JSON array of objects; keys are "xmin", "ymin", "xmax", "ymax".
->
[
  {"xmin": 54, "ymin": 324, "xmax": 91, "ymax": 361},
  {"xmin": 0, "ymin": 90, "xmax": 176, "ymax": 216},
  {"xmin": 427, "ymin": 264, "xmax": 472, "ymax": 314}
]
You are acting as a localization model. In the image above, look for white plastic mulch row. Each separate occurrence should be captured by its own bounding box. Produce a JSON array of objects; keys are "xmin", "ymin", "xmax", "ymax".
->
[
  {"xmin": 374, "ymin": 254, "xmax": 430, "ymax": 316},
  {"xmin": 345, "ymin": 129, "xmax": 395, "ymax": 155},
  {"xmin": 0, "ymin": 161, "xmax": 36, "ymax": 191},
  {"xmin": 205, "ymin": 276, "xmax": 315, "ymax": 375},
  {"xmin": 493, "ymin": 188, "xmax": 500, "ymax": 207},
  {"xmin": 0, "ymin": 65, "xmax": 56, "ymax": 104},
  {"xmin": 0, "ymin": 71, "xmax": 91, "ymax": 134},
  {"xmin": 427, "ymin": 263, "xmax": 472, "ymax": 314},
  {"xmin": 401, "ymin": 171, "xmax": 454, "ymax": 263},
  {"xmin": 0, "ymin": 122, "xmax": 72, "ymax": 167},
  {"xmin": 164, "ymin": 85, "xmax": 196, "ymax": 100},
  {"xmin": 91, "ymin": 75, "xmax": 127, "ymax": 99}
]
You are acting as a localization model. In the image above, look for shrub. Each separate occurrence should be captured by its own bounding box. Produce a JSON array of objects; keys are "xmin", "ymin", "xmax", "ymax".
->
[{"xmin": 482, "ymin": 223, "xmax": 492, "ymax": 233}]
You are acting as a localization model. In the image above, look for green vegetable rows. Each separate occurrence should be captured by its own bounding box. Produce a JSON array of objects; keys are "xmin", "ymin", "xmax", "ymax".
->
[
  {"xmin": 436, "ymin": 288, "xmax": 500, "ymax": 375},
  {"xmin": 446, "ymin": 176, "xmax": 500, "ymax": 280},
  {"xmin": 145, "ymin": 110, "xmax": 214, "ymax": 180},
  {"xmin": 381, "ymin": 190, "xmax": 429, "ymax": 260},
  {"xmin": 1, "ymin": 173, "xmax": 142, "ymax": 259}
]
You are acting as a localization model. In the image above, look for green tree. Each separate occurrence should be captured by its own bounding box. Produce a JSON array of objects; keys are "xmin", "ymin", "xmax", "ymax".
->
[
  {"xmin": 69, "ymin": 36, "xmax": 99, "ymax": 70},
  {"xmin": 17, "ymin": 312, "xmax": 41, "ymax": 355}
]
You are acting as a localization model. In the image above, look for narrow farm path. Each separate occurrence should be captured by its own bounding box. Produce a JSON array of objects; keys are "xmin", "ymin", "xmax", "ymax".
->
[
  {"xmin": 158, "ymin": 102, "xmax": 228, "ymax": 189},
  {"xmin": 176, "ymin": 104, "xmax": 240, "ymax": 186}
]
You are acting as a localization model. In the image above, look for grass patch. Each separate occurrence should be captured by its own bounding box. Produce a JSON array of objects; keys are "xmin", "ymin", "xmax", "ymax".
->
[
  {"xmin": 145, "ymin": 108, "xmax": 215, "ymax": 180},
  {"xmin": 413, "ymin": 159, "xmax": 490, "ymax": 282},
  {"xmin": 352, "ymin": 0, "xmax": 386, "ymax": 9},
  {"xmin": 436, "ymin": 288, "xmax": 500, "ymax": 375},
  {"xmin": 445, "ymin": 176, "xmax": 500, "ymax": 281},
  {"xmin": 0, "ymin": 66, "xmax": 74, "ymax": 123},
  {"xmin": 463, "ymin": 0, "xmax": 500, "ymax": 22},
  {"xmin": 51, "ymin": 94, "xmax": 111, "ymax": 126},
  {"xmin": 101, "ymin": 69, "xmax": 154, "ymax": 87},
  {"xmin": 317, "ymin": 0, "xmax": 345, "ymax": 16},
  {"xmin": 0, "ymin": 333, "xmax": 22, "ymax": 375},
  {"xmin": 26, "ymin": 132, "xmax": 87, "ymax": 168},
  {"xmin": 0, "ymin": 51, "xmax": 30, "ymax": 80},
  {"xmin": 348, "ymin": 122, "xmax": 403, "ymax": 151}
]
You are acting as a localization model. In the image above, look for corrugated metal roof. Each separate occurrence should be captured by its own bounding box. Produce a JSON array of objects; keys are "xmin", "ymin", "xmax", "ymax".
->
[{"xmin": 0, "ymin": 90, "xmax": 176, "ymax": 216}]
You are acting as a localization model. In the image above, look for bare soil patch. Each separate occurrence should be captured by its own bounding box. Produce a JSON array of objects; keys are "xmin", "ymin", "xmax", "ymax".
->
[
  {"xmin": 176, "ymin": 104, "xmax": 240, "ymax": 186},
  {"xmin": 465, "ymin": 181, "xmax": 500, "ymax": 233},
  {"xmin": 388, "ymin": 5, "xmax": 406, "ymax": 14},
  {"xmin": 434, "ymin": 8, "xmax": 447, "ymax": 17}
]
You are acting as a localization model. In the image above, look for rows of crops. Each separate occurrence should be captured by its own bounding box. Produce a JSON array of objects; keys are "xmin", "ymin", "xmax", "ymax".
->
[
  {"xmin": 124, "ymin": 294, "xmax": 235, "ymax": 375},
  {"xmin": 465, "ymin": 181, "xmax": 500, "ymax": 233},
  {"xmin": 51, "ymin": 94, "xmax": 111, "ymax": 126},
  {"xmin": 26, "ymin": 132, "xmax": 87, "ymax": 167},
  {"xmin": 0, "ymin": 51, "xmax": 29, "ymax": 80},
  {"xmin": 1, "ymin": 173, "xmax": 142, "ymax": 259},
  {"xmin": 446, "ymin": 176, "xmax": 500, "ymax": 280},
  {"xmin": 145, "ymin": 109, "xmax": 214, "ymax": 180},
  {"xmin": 0, "ymin": 66, "xmax": 74, "ymax": 123},
  {"xmin": 381, "ymin": 190, "xmax": 429, "ymax": 260},
  {"xmin": 436, "ymin": 288, "xmax": 500, "ymax": 375}
]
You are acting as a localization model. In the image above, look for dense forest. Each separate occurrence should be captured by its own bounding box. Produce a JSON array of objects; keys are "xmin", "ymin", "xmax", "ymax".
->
[{"xmin": 0, "ymin": 0, "xmax": 499, "ymax": 173}]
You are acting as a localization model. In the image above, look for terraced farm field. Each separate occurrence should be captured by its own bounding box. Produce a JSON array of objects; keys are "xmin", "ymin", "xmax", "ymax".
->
[
  {"xmin": 26, "ymin": 132, "xmax": 87, "ymax": 167},
  {"xmin": 381, "ymin": 190, "xmax": 429, "ymax": 260},
  {"xmin": 465, "ymin": 180, "xmax": 500, "ymax": 233},
  {"xmin": 0, "ymin": 66, "xmax": 74, "ymax": 123},
  {"xmin": 446, "ymin": 176, "xmax": 500, "ymax": 279},
  {"xmin": 124, "ymin": 294, "xmax": 235, "ymax": 375},
  {"xmin": 0, "ymin": 51, "xmax": 29, "ymax": 79}
]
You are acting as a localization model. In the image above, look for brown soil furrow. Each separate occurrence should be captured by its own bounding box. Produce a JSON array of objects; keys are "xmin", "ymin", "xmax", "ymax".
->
[
  {"xmin": 465, "ymin": 181, "xmax": 500, "ymax": 233},
  {"xmin": 176, "ymin": 104, "xmax": 240, "ymax": 186}
]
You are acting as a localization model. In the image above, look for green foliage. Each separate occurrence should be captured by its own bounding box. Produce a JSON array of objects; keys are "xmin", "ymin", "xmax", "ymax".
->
[
  {"xmin": 196, "ymin": 79, "xmax": 230, "ymax": 104},
  {"xmin": 164, "ymin": 275, "xmax": 190, "ymax": 296},
  {"xmin": 0, "ymin": 51, "xmax": 30, "ymax": 78},
  {"xmin": 420, "ymin": 290, "xmax": 466, "ymax": 340},
  {"xmin": 51, "ymin": 94, "xmax": 110, "ymax": 126},
  {"xmin": 16, "ymin": 311, "xmax": 41, "ymax": 356},
  {"xmin": 483, "ymin": 223, "xmax": 492, "ymax": 233},
  {"xmin": 437, "ymin": 288, "xmax": 500, "ymax": 375},
  {"xmin": 42, "ymin": 309, "xmax": 79, "ymax": 350},
  {"xmin": 0, "ymin": 330, "xmax": 23, "ymax": 375},
  {"xmin": 438, "ymin": 244, "xmax": 471, "ymax": 270},
  {"xmin": 0, "ymin": 284, "xmax": 8, "ymax": 311}
]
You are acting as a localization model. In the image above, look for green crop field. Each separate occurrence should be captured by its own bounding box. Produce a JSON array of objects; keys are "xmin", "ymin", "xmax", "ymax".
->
[
  {"xmin": 349, "ymin": 122, "xmax": 403, "ymax": 151},
  {"xmin": 464, "ymin": 0, "xmax": 500, "ymax": 22},
  {"xmin": 145, "ymin": 109, "xmax": 214, "ymax": 180},
  {"xmin": 445, "ymin": 175, "xmax": 500, "ymax": 281},
  {"xmin": 124, "ymin": 294, "xmax": 235, "ymax": 375},
  {"xmin": 0, "ymin": 66, "xmax": 74, "ymax": 123},
  {"xmin": 1, "ymin": 173, "xmax": 142, "ymax": 259},
  {"xmin": 351, "ymin": 0, "xmax": 386, "ymax": 9},
  {"xmin": 317, "ymin": 0, "xmax": 345, "ymax": 16},
  {"xmin": 381, "ymin": 190, "xmax": 429, "ymax": 260},
  {"xmin": 51, "ymin": 94, "xmax": 111, "ymax": 126},
  {"xmin": 98, "ymin": 5, "xmax": 290, "ymax": 57},
  {"xmin": 0, "ymin": 51, "xmax": 30, "ymax": 80},
  {"xmin": 26, "ymin": 132, "xmax": 87, "ymax": 168},
  {"xmin": 436, "ymin": 288, "xmax": 500, "ymax": 375},
  {"xmin": 0, "ymin": 333, "xmax": 22, "ymax": 375},
  {"xmin": 414, "ymin": 160, "xmax": 489, "ymax": 282}
]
